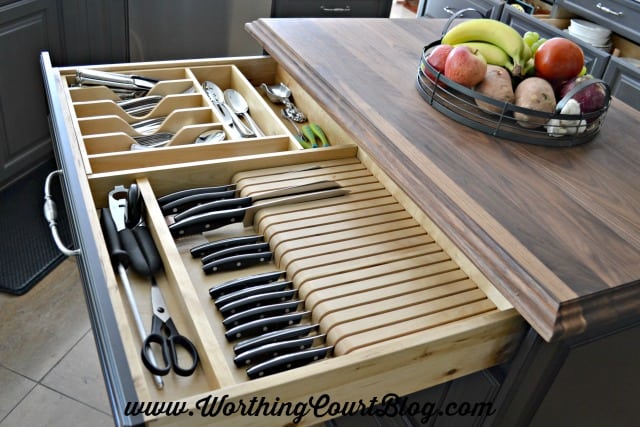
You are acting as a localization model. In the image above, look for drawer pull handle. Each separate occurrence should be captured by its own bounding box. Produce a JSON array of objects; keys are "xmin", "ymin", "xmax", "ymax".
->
[
  {"xmin": 596, "ymin": 2, "xmax": 624, "ymax": 16},
  {"xmin": 44, "ymin": 170, "xmax": 81, "ymax": 257},
  {"xmin": 320, "ymin": 5, "xmax": 351, "ymax": 13}
]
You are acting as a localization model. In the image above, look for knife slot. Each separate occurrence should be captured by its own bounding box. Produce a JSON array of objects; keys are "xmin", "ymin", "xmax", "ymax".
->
[
  {"xmin": 232, "ymin": 158, "xmax": 363, "ymax": 186},
  {"xmin": 234, "ymin": 162, "xmax": 369, "ymax": 193}
]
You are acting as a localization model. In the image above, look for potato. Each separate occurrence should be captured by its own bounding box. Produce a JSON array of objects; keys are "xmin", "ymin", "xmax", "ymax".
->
[
  {"xmin": 513, "ymin": 77, "xmax": 556, "ymax": 128},
  {"xmin": 474, "ymin": 65, "xmax": 515, "ymax": 114}
]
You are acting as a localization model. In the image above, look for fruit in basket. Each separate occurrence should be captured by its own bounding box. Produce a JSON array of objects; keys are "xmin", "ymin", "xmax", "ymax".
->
[
  {"xmin": 535, "ymin": 38, "xmax": 584, "ymax": 82},
  {"xmin": 514, "ymin": 77, "xmax": 557, "ymax": 128},
  {"xmin": 441, "ymin": 19, "xmax": 528, "ymax": 76},
  {"xmin": 474, "ymin": 65, "xmax": 515, "ymax": 114},
  {"xmin": 558, "ymin": 75, "xmax": 607, "ymax": 117},
  {"xmin": 444, "ymin": 46, "xmax": 487, "ymax": 88},
  {"xmin": 454, "ymin": 42, "xmax": 515, "ymax": 73},
  {"xmin": 426, "ymin": 44, "xmax": 454, "ymax": 82}
]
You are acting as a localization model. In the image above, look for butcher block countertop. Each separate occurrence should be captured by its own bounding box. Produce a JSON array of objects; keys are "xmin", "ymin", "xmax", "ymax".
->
[{"xmin": 246, "ymin": 18, "xmax": 640, "ymax": 342}]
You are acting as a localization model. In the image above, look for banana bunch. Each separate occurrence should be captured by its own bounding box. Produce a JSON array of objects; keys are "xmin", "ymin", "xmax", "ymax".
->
[{"xmin": 442, "ymin": 19, "xmax": 531, "ymax": 77}]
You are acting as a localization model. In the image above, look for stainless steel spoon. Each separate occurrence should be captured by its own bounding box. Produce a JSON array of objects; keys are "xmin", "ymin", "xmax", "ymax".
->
[
  {"xmin": 195, "ymin": 129, "xmax": 226, "ymax": 144},
  {"xmin": 261, "ymin": 82, "xmax": 307, "ymax": 122},
  {"xmin": 224, "ymin": 89, "xmax": 264, "ymax": 137},
  {"xmin": 202, "ymin": 81, "xmax": 255, "ymax": 138}
]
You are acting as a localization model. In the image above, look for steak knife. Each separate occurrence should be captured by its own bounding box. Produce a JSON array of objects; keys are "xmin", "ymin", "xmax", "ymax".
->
[
  {"xmin": 169, "ymin": 187, "xmax": 349, "ymax": 237},
  {"xmin": 222, "ymin": 300, "xmax": 302, "ymax": 329},
  {"xmin": 213, "ymin": 280, "xmax": 293, "ymax": 307},
  {"xmin": 191, "ymin": 234, "xmax": 263, "ymax": 258},
  {"xmin": 233, "ymin": 324, "xmax": 319, "ymax": 355},
  {"xmin": 246, "ymin": 346, "xmax": 333, "ymax": 379},
  {"xmin": 218, "ymin": 289, "xmax": 297, "ymax": 317},
  {"xmin": 202, "ymin": 252, "xmax": 273, "ymax": 274},
  {"xmin": 201, "ymin": 242, "xmax": 270, "ymax": 265},
  {"xmin": 225, "ymin": 311, "xmax": 311, "ymax": 341},
  {"xmin": 157, "ymin": 184, "xmax": 236, "ymax": 207},
  {"xmin": 233, "ymin": 334, "xmax": 325, "ymax": 367},
  {"xmin": 173, "ymin": 180, "xmax": 341, "ymax": 220},
  {"xmin": 208, "ymin": 270, "xmax": 285, "ymax": 299}
]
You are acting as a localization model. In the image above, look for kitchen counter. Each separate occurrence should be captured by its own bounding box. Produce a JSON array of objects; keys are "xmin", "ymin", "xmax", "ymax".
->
[{"xmin": 246, "ymin": 18, "xmax": 640, "ymax": 343}]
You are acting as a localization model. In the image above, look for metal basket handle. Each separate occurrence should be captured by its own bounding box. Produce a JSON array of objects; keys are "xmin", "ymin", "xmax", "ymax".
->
[
  {"xmin": 441, "ymin": 8, "xmax": 485, "ymax": 38},
  {"xmin": 555, "ymin": 78, "xmax": 611, "ymax": 114}
]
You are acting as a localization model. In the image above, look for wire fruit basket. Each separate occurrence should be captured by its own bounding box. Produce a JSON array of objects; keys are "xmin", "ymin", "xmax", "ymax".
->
[{"xmin": 416, "ymin": 39, "xmax": 611, "ymax": 147}]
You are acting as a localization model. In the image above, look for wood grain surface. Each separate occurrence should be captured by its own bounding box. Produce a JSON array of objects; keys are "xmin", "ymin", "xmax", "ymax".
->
[{"xmin": 246, "ymin": 18, "xmax": 640, "ymax": 342}]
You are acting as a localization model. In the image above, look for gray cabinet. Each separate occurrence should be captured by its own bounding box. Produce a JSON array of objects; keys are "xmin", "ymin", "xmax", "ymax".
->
[
  {"xmin": 602, "ymin": 56, "xmax": 640, "ymax": 110},
  {"xmin": 0, "ymin": 0, "xmax": 126, "ymax": 189},
  {"xmin": 0, "ymin": 0, "xmax": 62, "ymax": 187},
  {"xmin": 271, "ymin": 0, "xmax": 393, "ymax": 17},
  {"xmin": 557, "ymin": 0, "xmax": 640, "ymax": 45}
]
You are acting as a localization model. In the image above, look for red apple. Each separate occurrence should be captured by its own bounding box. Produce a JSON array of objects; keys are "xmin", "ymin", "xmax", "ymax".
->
[
  {"xmin": 427, "ymin": 44, "xmax": 453, "ymax": 75},
  {"xmin": 444, "ymin": 46, "xmax": 487, "ymax": 88}
]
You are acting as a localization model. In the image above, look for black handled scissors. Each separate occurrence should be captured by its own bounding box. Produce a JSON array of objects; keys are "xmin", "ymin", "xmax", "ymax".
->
[{"xmin": 142, "ymin": 280, "xmax": 199, "ymax": 376}]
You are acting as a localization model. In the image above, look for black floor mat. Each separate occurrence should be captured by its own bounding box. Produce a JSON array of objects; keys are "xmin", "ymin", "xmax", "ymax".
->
[{"xmin": 0, "ymin": 158, "xmax": 72, "ymax": 295}]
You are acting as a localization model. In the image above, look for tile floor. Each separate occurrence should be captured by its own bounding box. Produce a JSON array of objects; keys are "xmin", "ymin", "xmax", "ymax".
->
[
  {"xmin": 0, "ymin": 258, "xmax": 112, "ymax": 426},
  {"xmin": 0, "ymin": 4, "xmax": 414, "ymax": 426}
]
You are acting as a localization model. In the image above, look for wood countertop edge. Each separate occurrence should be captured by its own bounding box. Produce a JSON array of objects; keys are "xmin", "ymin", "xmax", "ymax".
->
[{"xmin": 245, "ymin": 19, "xmax": 636, "ymax": 342}]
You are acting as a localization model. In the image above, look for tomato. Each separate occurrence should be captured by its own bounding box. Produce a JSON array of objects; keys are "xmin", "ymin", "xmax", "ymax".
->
[{"xmin": 534, "ymin": 38, "xmax": 584, "ymax": 82}]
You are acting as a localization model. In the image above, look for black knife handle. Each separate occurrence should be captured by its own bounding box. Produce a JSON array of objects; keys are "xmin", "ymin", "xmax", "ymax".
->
[
  {"xmin": 246, "ymin": 346, "xmax": 333, "ymax": 379},
  {"xmin": 218, "ymin": 289, "xmax": 297, "ymax": 317},
  {"xmin": 191, "ymin": 235, "xmax": 263, "ymax": 258},
  {"xmin": 157, "ymin": 184, "xmax": 236, "ymax": 206},
  {"xmin": 233, "ymin": 324, "xmax": 320, "ymax": 355},
  {"xmin": 214, "ymin": 281, "xmax": 292, "ymax": 308},
  {"xmin": 225, "ymin": 311, "xmax": 310, "ymax": 341},
  {"xmin": 233, "ymin": 335, "xmax": 321, "ymax": 367},
  {"xmin": 202, "ymin": 252, "xmax": 273, "ymax": 275},
  {"xmin": 132, "ymin": 225, "xmax": 163, "ymax": 275},
  {"xmin": 174, "ymin": 197, "xmax": 253, "ymax": 222},
  {"xmin": 201, "ymin": 242, "xmax": 270, "ymax": 265},
  {"xmin": 208, "ymin": 270, "xmax": 285, "ymax": 299},
  {"xmin": 169, "ymin": 208, "xmax": 247, "ymax": 238},
  {"xmin": 161, "ymin": 189, "xmax": 238, "ymax": 214},
  {"xmin": 100, "ymin": 208, "xmax": 129, "ymax": 268},
  {"xmin": 118, "ymin": 228, "xmax": 153, "ymax": 277},
  {"xmin": 223, "ymin": 300, "xmax": 302, "ymax": 329}
]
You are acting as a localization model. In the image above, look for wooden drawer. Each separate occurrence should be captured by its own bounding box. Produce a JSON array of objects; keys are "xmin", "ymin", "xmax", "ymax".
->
[
  {"xmin": 271, "ymin": 0, "xmax": 393, "ymax": 17},
  {"xmin": 41, "ymin": 53, "xmax": 524, "ymax": 426}
]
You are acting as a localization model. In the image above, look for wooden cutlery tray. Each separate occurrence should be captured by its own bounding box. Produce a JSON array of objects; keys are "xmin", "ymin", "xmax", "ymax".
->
[
  {"xmin": 42, "ymin": 54, "xmax": 525, "ymax": 426},
  {"xmin": 53, "ymin": 55, "xmax": 349, "ymax": 176}
]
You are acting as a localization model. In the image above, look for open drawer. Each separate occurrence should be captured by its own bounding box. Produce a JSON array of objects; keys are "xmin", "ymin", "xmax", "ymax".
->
[{"xmin": 41, "ymin": 53, "xmax": 525, "ymax": 426}]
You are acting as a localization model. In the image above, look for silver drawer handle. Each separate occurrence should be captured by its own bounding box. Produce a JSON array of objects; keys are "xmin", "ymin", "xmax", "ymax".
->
[
  {"xmin": 44, "ymin": 170, "xmax": 81, "ymax": 257},
  {"xmin": 320, "ymin": 5, "xmax": 351, "ymax": 13},
  {"xmin": 596, "ymin": 2, "xmax": 624, "ymax": 16}
]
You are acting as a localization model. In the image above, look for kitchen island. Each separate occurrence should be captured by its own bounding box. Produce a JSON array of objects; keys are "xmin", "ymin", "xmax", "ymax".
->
[
  {"xmin": 245, "ymin": 17, "xmax": 640, "ymax": 425},
  {"xmin": 41, "ymin": 17, "xmax": 639, "ymax": 427}
]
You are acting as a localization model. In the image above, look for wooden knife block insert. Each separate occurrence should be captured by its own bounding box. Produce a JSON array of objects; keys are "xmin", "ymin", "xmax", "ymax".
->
[
  {"xmin": 234, "ymin": 158, "xmax": 499, "ymax": 356},
  {"xmin": 81, "ymin": 144, "xmax": 523, "ymax": 424}
]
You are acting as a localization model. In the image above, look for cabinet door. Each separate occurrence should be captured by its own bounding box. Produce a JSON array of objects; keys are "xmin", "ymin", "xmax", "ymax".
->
[
  {"xmin": 602, "ymin": 56, "xmax": 640, "ymax": 110},
  {"xmin": 271, "ymin": 0, "xmax": 393, "ymax": 17},
  {"xmin": 500, "ymin": 7, "xmax": 610, "ymax": 78},
  {"xmin": 424, "ymin": 0, "xmax": 503, "ymax": 19},
  {"xmin": 0, "ymin": 0, "xmax": 62, "ymax": 187}
]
